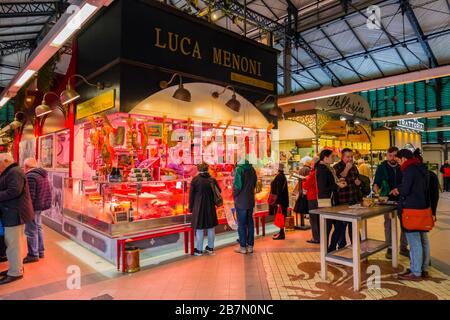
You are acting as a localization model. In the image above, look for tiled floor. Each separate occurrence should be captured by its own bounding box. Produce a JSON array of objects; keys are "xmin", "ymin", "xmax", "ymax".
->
[{"xmin": 1, "ymin": 195, "xmax": 449, "ymax": 300}]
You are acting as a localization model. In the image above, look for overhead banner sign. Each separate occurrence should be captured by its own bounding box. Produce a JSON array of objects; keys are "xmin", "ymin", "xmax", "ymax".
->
[
  {"xmin": 121, "ymin": 0, "xmax": 277, "ymax": 93},
  {"xmin": 397, "ymin": 118, "xmax": 425, "ymax": 131},
  {"xmin": 316, "ymin": 94, "xmax": 371, "ymax": 121},
  {"xmin": 76, "ymin": 89, "xmax": 115, "ymax": 120}
]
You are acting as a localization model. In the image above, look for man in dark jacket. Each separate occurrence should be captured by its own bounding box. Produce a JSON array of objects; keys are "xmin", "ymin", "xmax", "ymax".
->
[
  {"xmin": 233, "ymin": 160, "xmax": 257, "ymax": 254},
  {"xmin": 0, "ymin": 153, "xmax": 34, "ymax": 285},
  {"xmin": 373, "ymin": 146, "xmax": 408, "ymax": 259},
  {"xmin": 23, "ymin": 158, "xmax": 52, "ymax": 263}
]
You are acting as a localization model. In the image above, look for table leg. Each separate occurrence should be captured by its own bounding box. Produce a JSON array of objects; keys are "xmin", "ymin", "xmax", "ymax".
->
[
  {"xmin": 190, "ymin": 229, "xmax": 195, "ymax": 255},
  {"xmin": 117, "ymin": 240, "xmax": 120, "ymax": 271},
  {"xmin": 121, "ymin": 240, "xmax": 126, "ymax": 273},
  {"xmin": 262, "ymin": 217, "xmax": 266, "ymax": 236},
  {"xmin": 319, "ymin": 216, "xmax": 327, "ymax": 280},
  {"xmin": 255, "ymin": 217, "xmax": 260, "ymax": 236},
  {"xmin": 391, "ymin": 211, "xmax": 398, "ymax": 268},
  {"xmin": 361, "ymin": 220, "xmax": 368, "ymax": 241},
  {"xmin": 184, "ymin": 231, "xmax": 188, "ymax": 254},
  {"xmin": 352, "ymin": 220, "xmax": 361, "ymax": 291}
]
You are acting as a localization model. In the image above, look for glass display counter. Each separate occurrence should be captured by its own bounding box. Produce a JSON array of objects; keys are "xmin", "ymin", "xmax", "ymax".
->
[
  {"xmin": 63, "ymin": 175, "xmax": 273, "ymax": 262},
  {"xmin": 63, "ymin": 178, "xmax": 190, "ymax": 238}
]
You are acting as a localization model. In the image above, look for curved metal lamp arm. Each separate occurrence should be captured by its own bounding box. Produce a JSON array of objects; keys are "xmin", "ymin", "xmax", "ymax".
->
[
  {"xmin": 160, "ymin": 73, "xmax": 182, "ymax": 89},
  {"xmin": 212, "ymin": 85, "xmax": 235, "ymax": 98},
  {"xmin": 69, "ymin": 74, "xmax": 109, "ymax": 90},
  {"xmin": 256, "ymin": 94, "xmax": 276, "ymax": 106},
  {"xmin": 42, "ymin": 91, "xmax": 60, "ymax": 101}
]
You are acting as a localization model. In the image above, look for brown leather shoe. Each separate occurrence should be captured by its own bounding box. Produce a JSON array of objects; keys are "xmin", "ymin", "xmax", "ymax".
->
[
  {"xmin": 422, "ymin": 271, "xmax": 430, "ymax": 278},
  {"xmin": 397, "ymin": 271, "xmax": 422, "ymax": 281}
]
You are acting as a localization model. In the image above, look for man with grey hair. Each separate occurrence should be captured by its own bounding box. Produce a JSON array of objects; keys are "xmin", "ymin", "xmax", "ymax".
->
[
  {"xmin": 0, "ymin": 153, "xmax": 34, "ymax": 284},
  {"xmin": 23, "ymin": 157, "xmax": 52, "ymax": 263}
]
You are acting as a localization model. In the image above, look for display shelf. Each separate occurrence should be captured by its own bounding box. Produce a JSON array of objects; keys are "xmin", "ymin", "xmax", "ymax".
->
[{"xmin": 326, "ymin": 239, "xmax": 388, "ymax": 263}]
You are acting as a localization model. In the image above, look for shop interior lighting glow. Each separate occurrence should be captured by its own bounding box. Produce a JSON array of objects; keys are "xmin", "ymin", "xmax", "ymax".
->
[
  {"xmin": 51, "ymin": 3, "xmax": 98, "ymax": 47},
  {"xmin": 14, "ymin": 70, "xmax": 36, "ymax": 87}
]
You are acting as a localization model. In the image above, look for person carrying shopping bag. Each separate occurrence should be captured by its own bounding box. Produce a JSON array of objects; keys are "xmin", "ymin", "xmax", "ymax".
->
[{"xmin": 269, "ymin": 164, "xmax": 289, "ymax": 240}]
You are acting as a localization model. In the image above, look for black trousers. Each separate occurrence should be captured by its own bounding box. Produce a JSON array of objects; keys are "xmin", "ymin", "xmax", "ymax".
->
[
  {"xmin": 0, "ymin": 236, "xmax": 6, "ymax": 258},
  {"xmin": 308, "ymin": 200, "xmax": 320, "ymax": 242},
  {"xmin": 444, "ymin": 177, "xmax": 450, "ymax": 192}
]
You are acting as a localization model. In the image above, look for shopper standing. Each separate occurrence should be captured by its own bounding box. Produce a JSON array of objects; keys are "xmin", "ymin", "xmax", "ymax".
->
[
  {"xmin": 23, "ymin": 158, "xmax": 52, "ymax": 263},
  {"xmin": 0, "ymin": 153, "xmax": 34, "ymax": 285},
  {"xmin": 396, "ymin": 149, "xmax": 434, "ymax": 281},
  {"xmin": 233, "ymin": 160, "xmax": 257, "ymax": 254},
  {"xmin": 357, "ymin": 157, "xmax": 372, "ymax": 180},
  {"xmin": 303, "ymin": 158, "xmax": 320, "ymax": 243},
  {"xmin": 315, "ymin": 149, "xmax": 347, "ymax": 252},
  {"xmin": 189, "ymin": 162, "xmax": 220, "ymax": 256},
  {"xmin": 270, "ymin": 164, "xmax": 289, "ymax": 240},
  {"xmin": 373, "ymin": 146, "xmax": 409, "ymax": 259},
  {"xmin": 333, "ymin": 148, "xmax": 362, "ymax": 248},
  {"xmin": 440, "ymin": 160, "xmax": 450, "ymax": 192}
]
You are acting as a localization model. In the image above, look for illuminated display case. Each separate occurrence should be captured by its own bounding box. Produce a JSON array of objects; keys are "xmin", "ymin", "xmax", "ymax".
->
[
  {"xmin": 63, "ymin": 178, "xmax": 190, "ymax": 237},
  {"xmin": 64, "ymin": 175, "xmax": 273, "ymax": 237}
]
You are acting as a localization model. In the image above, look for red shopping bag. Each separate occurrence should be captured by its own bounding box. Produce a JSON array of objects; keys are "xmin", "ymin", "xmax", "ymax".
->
[{"xmin": 274, "ymin": 206, "xmax": 285, "ymax": 228}]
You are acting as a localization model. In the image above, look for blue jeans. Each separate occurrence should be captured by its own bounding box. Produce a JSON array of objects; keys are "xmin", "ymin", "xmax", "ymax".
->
[
  {"xmin": 236, "ymin": 208, "xmax": 254, "ymax": 248},
  {"xmin": 196, "ymin": 228, "xmax": 215, "ymax": 251},
  {"xmin": 24, "ymin": 211, "xmax": 45, "ymax": 258},
  {"xmin": 405, "ymin": 231, "xmax": 430, "ymax": 276}
]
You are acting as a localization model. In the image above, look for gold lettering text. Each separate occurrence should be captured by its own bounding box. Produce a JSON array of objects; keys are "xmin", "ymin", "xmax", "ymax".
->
[
  {"xmin": 249, "ymin": 60, "xmax": 257, "ymax": 75},
  {"xmin": 154, "ymin": 27, "xmax": 166, "ymax": 48},
  {"xmin": 213, "ymin": 47, "xmax": 222, "ymax": 65},
  {"xmin": 223, "ymin": 50, "xmax": 231, "ymax": 67},
  {"xmin": 257, "ymin": 62, "xmax": 262, "ymax": 76},
  {"xmin": 192, "ymin": 42, "xmax": 202, "ymax": 59},
  {"xmin": 168, "ymin": 32, "xmax": 179, "ymax": 52},
  {"xmin": 241, "ymin": 57, "xmax": 249, "ymax": 73},
  {"xmin": 232, "ymin": 54, "xmax": 240, "ymax": 71},
  {"xmin": 180, "ymin": 37, "xmax": 191, "ymax": 56}
]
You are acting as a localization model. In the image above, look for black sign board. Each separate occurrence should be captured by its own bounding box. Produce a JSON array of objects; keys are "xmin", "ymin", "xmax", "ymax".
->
[{"xmin": 120, "ymin": 0, "xmax": 277, "ymax": 94}]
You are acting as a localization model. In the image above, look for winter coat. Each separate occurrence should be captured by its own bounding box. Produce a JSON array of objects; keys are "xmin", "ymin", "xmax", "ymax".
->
[
  {"xmin": 302, "ymin": 169, "xmax": 317, "ymax": 201},
  {"xmin": 270, "ymin": 171, "xmax": 289, "ymax": 208},
  {"xmin": 373, "ymin": 160, "xmax": 402, "ymax": 201},
  {"xmin": 398, "ymin": 158, "xmax": 431, "ymax": 232},
  {"xmin": 189, "ymin": 172, "xmax": 220, "ymax": 229},
  {"xmin": 26, "ymin": 167, "xmax": 52, "ymax": 211},
  {"xmin": 315, "ymin": 163, "xmax": 338, "ymax": 203},
  {"xmin": 233, "ymin": 162, "xmax": 257, "ymax": 210},
  {"xmin": 0, "ymin": 163, "xmax": 34, "ymax": 227}
]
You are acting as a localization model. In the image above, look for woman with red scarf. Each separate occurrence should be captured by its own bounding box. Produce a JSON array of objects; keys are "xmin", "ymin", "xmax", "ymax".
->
[{"xmin": 396, "ymin": 149, "xmax": 435, "ymax": 281}]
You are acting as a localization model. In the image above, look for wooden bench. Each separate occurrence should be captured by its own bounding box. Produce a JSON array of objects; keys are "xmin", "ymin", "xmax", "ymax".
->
[{"xmin": 117, "ymin": 224, "xmax": 194, "ymax": 272}]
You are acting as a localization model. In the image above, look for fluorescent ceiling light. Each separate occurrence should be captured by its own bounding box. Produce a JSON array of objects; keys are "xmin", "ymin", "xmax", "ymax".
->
[
  {"xmin": 289, "ymin": 92, "xmax": 348, "ymax": 104},
  {"xmin": 0, "ymin": 96, "xmax": 10, "ymax": 107},
  {"xmin": 50, "ymin": 3, "xmax": 98, "ymax": 47},
  {"xmin": 14, "ymin": 70, "xmax": 36, "ymax": 87}
]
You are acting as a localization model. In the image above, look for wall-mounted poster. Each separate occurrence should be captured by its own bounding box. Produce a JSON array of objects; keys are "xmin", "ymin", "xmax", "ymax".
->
[
  {"xmin": 41, "ymin": 171, "xmax": 67, "ymax": 228},
  {"xmin": 55, "ymin": 130, "xmax": 70, "ymax": 169},
  {"xmin": 19, "ymin": 139, "xmax": 36, "ymax": 168},
  {"xmin": 40, "ymin": 135, "xmax": 54, "ymax": 168}
]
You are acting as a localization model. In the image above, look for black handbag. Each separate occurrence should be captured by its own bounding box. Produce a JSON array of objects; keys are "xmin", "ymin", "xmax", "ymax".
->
[
  {"xmin": 294, "ymin": 193, "xmax": 309, "ymax": 214},
  {"xmin": 209, "ymin": 178, "xmax": 223, "ymax": 207}
]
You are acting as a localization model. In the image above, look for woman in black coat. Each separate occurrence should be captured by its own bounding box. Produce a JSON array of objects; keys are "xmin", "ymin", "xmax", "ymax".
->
[
  {"xmin": 315, "ymin": 149, "xmax": 347, "ymax": 252},
  {"xmin": 189, "ymin": 162, "xmax": 220, "ymax": 256},
  {"xmin": 271, "ymin": 164, "xmax": 289, "ymax": 240}
]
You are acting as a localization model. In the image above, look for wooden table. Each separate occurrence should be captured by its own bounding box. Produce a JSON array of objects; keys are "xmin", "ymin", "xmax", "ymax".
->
[{"xmin": 310, "ymin": 204, "xmax": 398, "ymax": 291}]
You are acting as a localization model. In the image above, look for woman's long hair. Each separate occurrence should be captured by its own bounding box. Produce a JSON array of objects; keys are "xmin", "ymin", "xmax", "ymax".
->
[{"xmin": 315, "ymin": 149, "xmax": 333, "ymax": 170}]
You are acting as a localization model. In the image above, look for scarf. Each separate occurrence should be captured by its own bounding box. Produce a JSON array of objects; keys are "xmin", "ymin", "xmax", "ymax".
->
[{"xmin": 400, "ymin": 157, "xmax": 421, "ymax": 172}]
